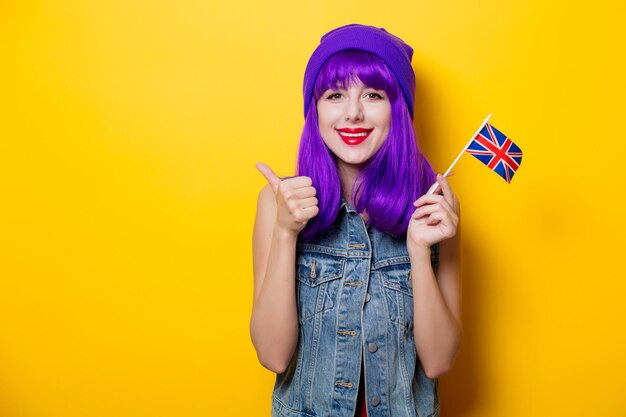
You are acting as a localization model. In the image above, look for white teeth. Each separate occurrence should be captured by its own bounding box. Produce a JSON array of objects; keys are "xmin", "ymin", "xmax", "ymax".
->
[{"xmin": 338, "ymin": 131, "xmax": 369, "ymax": 137}]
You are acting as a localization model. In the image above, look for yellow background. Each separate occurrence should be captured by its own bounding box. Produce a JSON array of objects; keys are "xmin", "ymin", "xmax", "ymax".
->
[{"xmin": 1, "ymin": 1, "xmax": 625, "ymax": 416}]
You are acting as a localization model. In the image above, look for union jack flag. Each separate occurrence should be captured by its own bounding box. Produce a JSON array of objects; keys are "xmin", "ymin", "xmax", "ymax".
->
[{"xmin": 466, "ymin": 123, "xmax": 523, "ymax": 183}]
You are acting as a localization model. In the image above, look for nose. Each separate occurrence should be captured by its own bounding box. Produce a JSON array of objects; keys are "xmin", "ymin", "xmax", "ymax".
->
[{"xmin": 344, "ymin": 95, "xmax": 364, "ymax": 122}]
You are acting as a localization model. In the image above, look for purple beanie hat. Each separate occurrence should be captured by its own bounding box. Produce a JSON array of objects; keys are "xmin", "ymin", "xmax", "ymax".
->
[{"xmin": 303, "ymin": 24, "xmax": 416, "ymax": 119}]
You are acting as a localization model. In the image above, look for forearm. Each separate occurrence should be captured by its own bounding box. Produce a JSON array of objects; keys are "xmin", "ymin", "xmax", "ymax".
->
[
  {"xmin": 250, "ymin": 225, "xmax": 300, "ymax": 372},
  {"xmin": 409, "ymin": 245, "xmax": 462, "ymax": 378}
]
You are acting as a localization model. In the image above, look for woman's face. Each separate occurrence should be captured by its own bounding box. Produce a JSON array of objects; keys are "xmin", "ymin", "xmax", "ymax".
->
[{"xmin": 316, "ymin": 80, "xmax": 391, "ymax": 169}]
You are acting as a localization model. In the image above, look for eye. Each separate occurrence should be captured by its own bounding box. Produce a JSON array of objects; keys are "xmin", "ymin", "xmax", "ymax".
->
[
  {"xmin": 367, "ymin": 92, "xmax": 385, "ymax": 99},
  {"xmin": 325, "ymin": 92, "xmax": 342, "ymax": 100}
]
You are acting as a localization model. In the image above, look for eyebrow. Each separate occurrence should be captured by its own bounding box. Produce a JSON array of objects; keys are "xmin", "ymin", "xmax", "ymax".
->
[{"xmin": 325, "ymin": 85, "xmax": 382, "ymax": 91}]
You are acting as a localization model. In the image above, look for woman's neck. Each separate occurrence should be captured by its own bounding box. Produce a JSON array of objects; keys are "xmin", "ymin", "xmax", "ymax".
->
[
  {"xmin": 337, "ymin": 161, "xmax": 370, "ymax": 224},
  {"xmin": 337, "ymin": 161, "xmax": 361, "ymax": 205}
]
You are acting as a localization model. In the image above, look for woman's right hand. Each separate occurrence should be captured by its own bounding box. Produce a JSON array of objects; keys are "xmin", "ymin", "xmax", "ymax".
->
[{"xmin": 255, "ymin": 162, "xmax": 319, "ymax": 236}]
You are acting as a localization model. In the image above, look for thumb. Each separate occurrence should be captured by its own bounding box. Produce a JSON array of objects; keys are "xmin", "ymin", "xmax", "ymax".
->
[{"xmin": 255, "ymin": 162, "xmax": 282, "ymax": 192}]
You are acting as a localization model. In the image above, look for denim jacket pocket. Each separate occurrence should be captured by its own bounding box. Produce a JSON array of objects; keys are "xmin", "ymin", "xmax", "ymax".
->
[
  {"xmin": 378, "ymin": 258, "xmax": 414, "ymax": 328},
  {"xmin": 296, "ymin": 251, "xmax": 345, "ymax": 320},
  {"xmin": 272, "ymin": 397, "xmax": 316, "ymax": 417}
]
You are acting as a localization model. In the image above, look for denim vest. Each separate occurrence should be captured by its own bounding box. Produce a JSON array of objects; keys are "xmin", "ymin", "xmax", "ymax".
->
[{"xmin": 272, "ymin": 197, "xmax": 440, "ymax": 417}]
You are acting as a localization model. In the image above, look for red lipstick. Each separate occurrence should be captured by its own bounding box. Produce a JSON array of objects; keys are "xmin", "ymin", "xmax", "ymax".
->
[{"xmin": 336, "ymin": 128, "xmax": 373, "ymax": 146}]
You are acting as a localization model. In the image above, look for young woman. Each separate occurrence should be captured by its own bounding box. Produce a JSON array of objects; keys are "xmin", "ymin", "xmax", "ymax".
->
[{"xmin": 251, "ymin": 24, "xmax": 462, "ymax": 417}]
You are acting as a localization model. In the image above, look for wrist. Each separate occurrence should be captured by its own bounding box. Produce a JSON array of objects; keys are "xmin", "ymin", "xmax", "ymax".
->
[
  {"xmin": 407, "ymin": 243, "xmax": 431, "ymax": 261},
  {"xmin": 274, "ymin": 224, "xmax": 299, "ymax": 242}
]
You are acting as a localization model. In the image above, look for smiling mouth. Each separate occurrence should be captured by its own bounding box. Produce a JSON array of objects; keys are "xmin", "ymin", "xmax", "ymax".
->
[{"xmin": 336, "ymin": 129, "xmax": 372, "ymax": 145}]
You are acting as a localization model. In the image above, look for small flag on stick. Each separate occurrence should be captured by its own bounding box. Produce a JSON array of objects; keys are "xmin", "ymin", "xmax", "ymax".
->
[
  {"xmin": 466, "ymin": 123, "xmax": 523, "ymax": 183},
  {"xmin": 426, "ymin": 114, "xmax": 523, "ymax": 194}
]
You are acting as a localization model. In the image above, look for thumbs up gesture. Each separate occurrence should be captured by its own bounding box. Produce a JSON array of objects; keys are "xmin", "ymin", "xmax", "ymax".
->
[{"xmin": 256, "ymin": 162, "xmax": 320, "ymax": 236}]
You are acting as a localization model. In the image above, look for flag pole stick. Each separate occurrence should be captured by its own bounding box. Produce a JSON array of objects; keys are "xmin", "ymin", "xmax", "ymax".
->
[{"xmin": 426, "ymin": 113, "xmax": 492, "ymax": 194}]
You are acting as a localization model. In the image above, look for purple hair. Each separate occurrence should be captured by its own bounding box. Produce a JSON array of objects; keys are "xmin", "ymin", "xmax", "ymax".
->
[{"xmin": 296, "ymin": 50, "xmax": 436, "ymax": 241}]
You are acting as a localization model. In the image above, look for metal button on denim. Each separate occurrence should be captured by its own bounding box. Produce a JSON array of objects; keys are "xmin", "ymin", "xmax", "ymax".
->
[
  {"xmin": 368, "ymin": 343, "xmax": 378, "ymax": 353},
  {"xmin": 365, "ymin": 293, "xmax": 371, "ymax": 302},
  {"xmin": 371, "ymin": 396, "xmax": 381, "ymax": 406}
]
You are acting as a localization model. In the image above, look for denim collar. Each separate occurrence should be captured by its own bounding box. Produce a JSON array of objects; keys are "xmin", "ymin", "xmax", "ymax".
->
[{"xmin": 339, "ymin": 195, "xmax": 357, "ymax": 213}]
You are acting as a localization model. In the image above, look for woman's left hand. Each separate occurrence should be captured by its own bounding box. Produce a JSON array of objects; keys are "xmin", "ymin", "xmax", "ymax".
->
[{"xmin": 407, "ymin": 174, "xmax": 460, "ymax": 252}]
